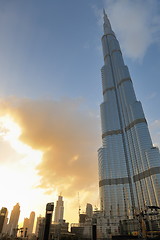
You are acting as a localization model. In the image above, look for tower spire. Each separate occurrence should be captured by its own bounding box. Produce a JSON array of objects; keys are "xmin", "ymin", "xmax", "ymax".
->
[
  {"xmin": 103, "ymin": 8, "xmax": 106, "ymax": 16},
  {"xmin": 102, "ymin": 9, "xmax": 114, "ymax": 35}
]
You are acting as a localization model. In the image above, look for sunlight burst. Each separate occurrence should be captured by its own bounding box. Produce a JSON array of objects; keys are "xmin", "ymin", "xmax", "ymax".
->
[
  {"xmin": 0, "ymin": 115, "xmax": 43, "ymax": 166},
  {"xmin": 0, "ymin": 115, "xmax": 46, "ymax": 222}
]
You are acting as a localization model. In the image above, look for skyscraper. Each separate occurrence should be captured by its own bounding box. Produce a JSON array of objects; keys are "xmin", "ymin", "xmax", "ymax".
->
[
  {"xmin": 28, "ymin": 211, "xmax": 35, "ymax": 235},
  {"xmin": 43, "ymin": 202, "xmax": 54, "ymax": 240},
  {"xmin": 35, "ymin": 215, "xmax": 44, "ymax": 237},
  {"xmin": 7, "ymin": 203, "xmax": 20, "ymax": 236},
  {"xmin": 54, "ymin": 196, "xmax": 64, "ymax": 223},
  {"xmin": 23, "ymin": 217, "xmax": 29, "ymax": 237},
  {"xmin": 0, "ymin": 207, "xmax": 8, "ymax": 234},
  {"xmin": 86, "ymin": 203, "xmax": 93, "ymax": 218},
  {"xmin": 22, "ymin": 211, "xmax": 35, "ymax": 237},
  {"xmin": 98, "ymin": 10, "xmax": 160, "ymax": 222}
]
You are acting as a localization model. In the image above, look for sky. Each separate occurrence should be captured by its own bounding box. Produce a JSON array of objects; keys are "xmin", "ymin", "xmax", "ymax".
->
[{"xmin": 0, "ymin": 0, "xmax": 160, "ymax": 227}]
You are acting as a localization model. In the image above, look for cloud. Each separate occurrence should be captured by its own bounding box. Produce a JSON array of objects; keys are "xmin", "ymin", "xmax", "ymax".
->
[
  {"xmin": 100, "ymin": 0, "xmax": 160, "ymax": 60},
  {"xmin": 0, "ymin": 97, "xmax": 101, "ymax": 199}
]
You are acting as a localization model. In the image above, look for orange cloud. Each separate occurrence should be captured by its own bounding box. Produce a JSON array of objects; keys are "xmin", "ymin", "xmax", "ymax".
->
[{"xmin": 0, "ymin": 97, "xmax": 101, "ymax": 200}]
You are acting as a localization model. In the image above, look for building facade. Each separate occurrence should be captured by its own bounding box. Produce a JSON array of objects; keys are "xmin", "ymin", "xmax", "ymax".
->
[{"xmin": 98, "ymin": 10, "xmax": 160, "ymax": 225}]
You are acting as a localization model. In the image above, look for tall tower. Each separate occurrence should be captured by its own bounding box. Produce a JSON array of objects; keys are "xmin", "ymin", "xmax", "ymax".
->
[
  {"xmin": 43, "ymin": 202, "xmax": 54, "ymax": 240},
  {"xmin": 54, "ymin": 196, "xmax": 64, "ymax": 223},
  {"xmin": 7, "ymin": 203, "xmax": 20, "ymax": 236},
  {"xmin": 0, "ymin": 207, "xmax": 8, "ymax": 234},
  {"xmin": 98, "ymin": 10, "xmax": 160, "ymax": 221},
  {"xmin": 28, "ymin": 211, "xmax": 35, "ymax": 235}
]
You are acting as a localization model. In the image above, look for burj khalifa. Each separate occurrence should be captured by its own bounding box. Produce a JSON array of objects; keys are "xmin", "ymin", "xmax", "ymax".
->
[{"xmin": 98, "ymin": 10, "xmax": 160, "ymax": 221}]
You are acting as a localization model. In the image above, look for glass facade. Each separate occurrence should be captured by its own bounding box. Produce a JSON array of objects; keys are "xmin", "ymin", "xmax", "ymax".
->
[{"xmin": 98, "ymin": 11, "xmax": 160, "ymax": 221}]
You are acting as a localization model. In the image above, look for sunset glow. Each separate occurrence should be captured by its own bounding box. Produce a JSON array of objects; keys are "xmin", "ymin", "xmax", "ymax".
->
[
  {"xmin": 0, "ymin": 115, "xmax": 47, "ymax": 222},
  {"xmin": 0, "ymin": 1, "xmax": 159, "ymax": 236},
  {"xmin": 0, "ymin": 115, "xmax": 43, "ymax": 166},
  {"xmin": 0, "ymin": 114, "xmax": 81, "ymax": 224}
]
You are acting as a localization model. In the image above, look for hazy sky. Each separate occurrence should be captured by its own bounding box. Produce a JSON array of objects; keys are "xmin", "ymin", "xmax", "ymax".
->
[{"xmin": 0, "ymin": 0, "xmax": 160, "ymax": 226}]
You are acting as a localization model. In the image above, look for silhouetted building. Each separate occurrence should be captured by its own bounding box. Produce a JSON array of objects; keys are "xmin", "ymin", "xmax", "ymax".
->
[
  {"xmin": 0, "ymin": 207, "xmax": 8, "ymax": 234},
  {"xmin": 71, "ymin": 224, "xmax": 84, "ymax": 239},
  {"xmin": 37, "ymin": 217, "xmax": 45, "ymax": 240},
  {"xmin": 43, "ymin": 202, "xmax": 54, "ymax": 240},
  {"xmin": 50, "ymin": 220, "xmax": 69, "ymax": 240},
  {"xmin": 35, "ymin": 215, "xmax": 44, "ymax": 237},
  {"xmin": 79, "ymin": 214, "xmax": 87, "ymax": 224}
]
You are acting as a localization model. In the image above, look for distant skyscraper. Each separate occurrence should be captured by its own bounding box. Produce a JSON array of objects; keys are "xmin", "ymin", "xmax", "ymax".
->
[
  {"xmin": 28, "ymin": 211, "xmax": 35, "ymax": 235},
  {"xmin": 7, "ymin": 203, "xmax": 20, "ymax": 236},
  {"xmin": 23, "ymin": 218, "xmax": 29, "ymax": 237},
  {"xmin": 22, "ymin": 211, "xmax": 35, "ymax": 237},
  {"xmin": 35, "ymin": 215, "xmax": 44, "ymax": 237},
  {"xmin": 98, "ymin": 10, "xmax": 160, "ymax": 222},
  {"xmin": 0, "ymin": 207, "xmax": 8, "ymax": 234},
  {"xmin": 86, "ymin": 203, "xmax": 93, "ymax": 218},
  {"xmin": 54, "ymin": 196, "xmax": 64, "ymax": 223}
]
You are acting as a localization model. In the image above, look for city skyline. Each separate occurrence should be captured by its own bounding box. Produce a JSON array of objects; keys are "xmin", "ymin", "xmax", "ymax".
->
[{"xmin": 0, "ymin": 0, "xmax": 160, "ymax": 225}]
